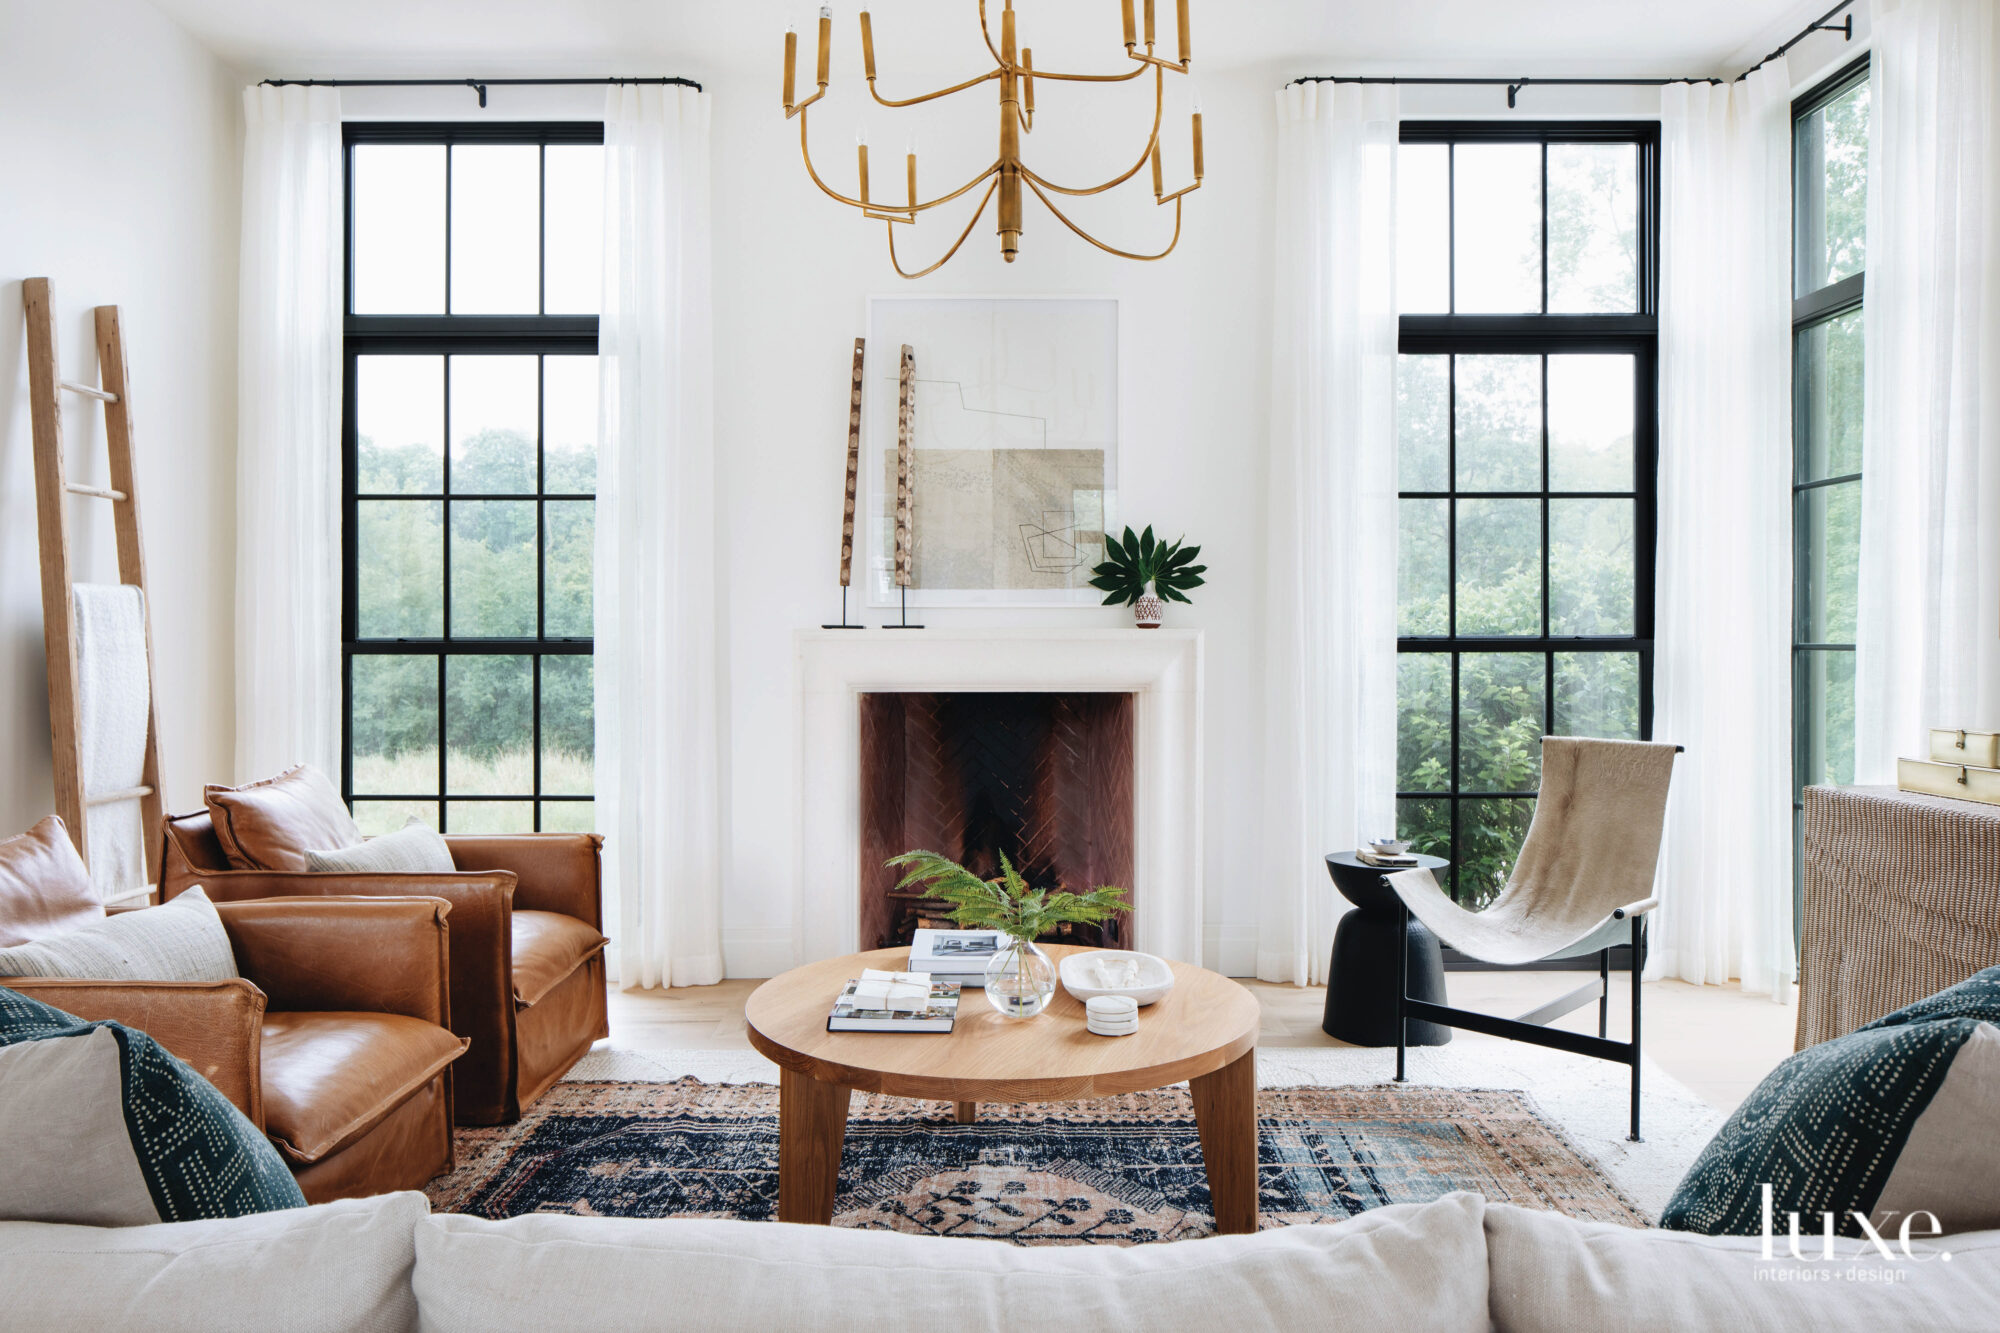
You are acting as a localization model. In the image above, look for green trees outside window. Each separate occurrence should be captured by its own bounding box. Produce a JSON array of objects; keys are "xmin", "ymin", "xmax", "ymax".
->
[
  {"xmin": 343, "ymin": 126, "xmax": 602, "ymax": 835},
  {"xmin": 1395, "ymin": 125, "xmax": 1658, "ymax": 911}
]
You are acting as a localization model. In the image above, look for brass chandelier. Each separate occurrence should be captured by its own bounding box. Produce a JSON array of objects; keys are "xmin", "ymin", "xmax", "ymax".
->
[{"xmin": 783, "ymin": 0, "xmax": 1203, "ymax": 277}]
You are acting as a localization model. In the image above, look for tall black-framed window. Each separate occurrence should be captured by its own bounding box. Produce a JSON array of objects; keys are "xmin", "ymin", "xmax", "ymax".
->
[
  {"xmin": 341, "ymin": 122, "xmax": 602, "ymax": 835},
  {"xmin": 1394, "ymin": 122, "xmax": 1661, "ymax": 912},
  {"xmin": 1790, "ymin": 58, "xmax": 1868, "ymax": 920}
]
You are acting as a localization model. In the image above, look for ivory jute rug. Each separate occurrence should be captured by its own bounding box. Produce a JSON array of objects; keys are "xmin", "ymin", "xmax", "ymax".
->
[{"xmin": 426, "ymin": 1078, "xmax": 1647, "ymax": 1242}]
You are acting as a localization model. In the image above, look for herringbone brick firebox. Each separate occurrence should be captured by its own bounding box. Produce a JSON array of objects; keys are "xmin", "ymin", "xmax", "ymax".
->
[{"xmin": 857, "ymin": 692, "xmax": 1136, "ymax": 951}]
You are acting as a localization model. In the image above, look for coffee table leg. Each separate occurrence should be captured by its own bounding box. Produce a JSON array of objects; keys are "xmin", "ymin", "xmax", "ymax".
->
[
  {"xmin": 778, "ymin": 1067, "xmax": 850, "ymax": 1225},
  {"xmin": 953, "ymin": 1101, "xmax": 978, "ymax": 1124},
  {"xmin": 1189, "ymin": 1049, "xmax": 1258, "ymax": 1235}
]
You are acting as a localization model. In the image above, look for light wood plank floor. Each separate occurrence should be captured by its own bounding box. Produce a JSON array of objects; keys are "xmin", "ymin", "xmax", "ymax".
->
[{"xmin": 604, "ymin": 971, "xmax": 1796, "ymax": 1113}]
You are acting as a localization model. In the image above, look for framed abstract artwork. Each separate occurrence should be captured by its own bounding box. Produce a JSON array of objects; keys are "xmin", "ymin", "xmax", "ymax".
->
[{"xmin": 863, "ymin": 295, "xmax": 1120, "ymax": 608}]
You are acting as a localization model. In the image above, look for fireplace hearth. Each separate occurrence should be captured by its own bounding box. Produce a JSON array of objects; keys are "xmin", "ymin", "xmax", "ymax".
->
[{"xmin": 858, "ymin": 691, "xmax": 1135, "ymax": 951}]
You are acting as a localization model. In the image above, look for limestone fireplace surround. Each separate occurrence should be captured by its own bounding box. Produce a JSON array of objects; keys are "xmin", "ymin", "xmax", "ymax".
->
[{"xmin": 793, "ymin": 628, "xmax": 1204, "ymax": 966}]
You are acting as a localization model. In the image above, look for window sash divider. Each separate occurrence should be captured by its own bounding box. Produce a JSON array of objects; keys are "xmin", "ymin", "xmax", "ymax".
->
[{"xmin": 343, "ymin": 124, "xmax": 600, "ymax": 833}]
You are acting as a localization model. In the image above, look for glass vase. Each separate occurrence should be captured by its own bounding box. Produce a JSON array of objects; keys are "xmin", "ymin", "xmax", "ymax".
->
[{"xmin": 983, "ymin": 935, "xmax": 1058, "ymax": 1019}]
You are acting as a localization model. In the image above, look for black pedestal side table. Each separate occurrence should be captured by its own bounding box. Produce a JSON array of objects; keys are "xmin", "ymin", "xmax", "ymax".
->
[{"xmin": 1321, "ymin": 851, "xmax": 1453, "ymax": 1046}]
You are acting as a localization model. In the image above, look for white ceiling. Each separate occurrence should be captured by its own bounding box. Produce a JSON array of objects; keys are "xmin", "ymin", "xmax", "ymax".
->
[{"xmin": 147, "ymin": 0, "xmax": 1827, "ymax": 82}]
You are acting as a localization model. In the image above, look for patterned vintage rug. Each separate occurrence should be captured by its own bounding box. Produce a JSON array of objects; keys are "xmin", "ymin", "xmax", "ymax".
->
[{"xmin": 426, "ymin": 1078, "xmax": 1646, "ymax": 1241}]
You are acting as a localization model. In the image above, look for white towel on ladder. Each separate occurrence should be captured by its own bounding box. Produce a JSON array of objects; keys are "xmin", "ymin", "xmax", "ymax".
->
[{"xmin": 71, "ymin": 583, "xmax": 151, "ymax": 901}]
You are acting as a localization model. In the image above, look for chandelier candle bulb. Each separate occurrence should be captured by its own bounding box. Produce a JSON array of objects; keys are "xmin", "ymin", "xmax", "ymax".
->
[
  {"xmin": 783, "ymin": 24, "xmax": 797, "ymax": 112},
  {"xmin": 1122, "ymin": 0, "xmax": 1136, "ymax": 47},
  {"xmin": 817, "ymin": 6, "xmax": 833, "ymax": 89},
  {"xmin": 857, "ymin": 139, "xmax": 870, "ymax": 205},
  {"xmin": 1192, "ymin": 111, "xmax": 1203, "ymax": 181},
  {"xmin": 906, "ymin": 147, "xmax": 917, "ymax": 207}
]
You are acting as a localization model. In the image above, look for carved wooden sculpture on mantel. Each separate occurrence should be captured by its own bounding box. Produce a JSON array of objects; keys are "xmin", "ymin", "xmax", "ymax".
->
[
  {"xmin": 887, "ymin": 342, "xmax": 923, "ymax": 628},
  {"xmin": 823, "ymin": 337, "xmax": 867, "ymax": 628}
]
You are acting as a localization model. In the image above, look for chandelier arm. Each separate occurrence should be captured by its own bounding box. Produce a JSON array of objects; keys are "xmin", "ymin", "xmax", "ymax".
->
[
  {"xmin": 868, "ymin": 68, "xmax": 1000, "ymax": 108},
  {"xmin": 974, "ymin": 0, "xmax": 1007, "ymax": 69},
  {"xmin": 1023, "ymin": 57, "xmax": 1157, "ymax": 84},
  {"xmin": 800, "ymin": 107, "xmax": 1001, "ymax": 216},
  {"xmin": 906, "ymin": 161, "xmax": 1005, "ymax": 213},
  {"xmin": 1023, "ymin": 174, "xmax": 1184, "ymax": 262},
  {"xmin": 888, "ymin": 178, "xmax": 1002, "ymax": 279},
  {"xmin": 1016, "ymin": 63, "xmax": 1162, "ymax": 197},
  {"xmin": 796, "ymin": 105, "xmax": 869, "ymax": 209}
]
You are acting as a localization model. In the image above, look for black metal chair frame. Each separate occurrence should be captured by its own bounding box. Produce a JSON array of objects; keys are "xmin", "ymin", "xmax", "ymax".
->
[{"xmin": 1394, "ymin": 906, "xmax": 1650, "ymax": 1142}]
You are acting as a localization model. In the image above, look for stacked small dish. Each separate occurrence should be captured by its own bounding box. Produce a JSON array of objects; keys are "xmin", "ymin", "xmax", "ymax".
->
[{"xmin": 1085, "ymin": 995, "xmax": 1139, "ymax": 1037}]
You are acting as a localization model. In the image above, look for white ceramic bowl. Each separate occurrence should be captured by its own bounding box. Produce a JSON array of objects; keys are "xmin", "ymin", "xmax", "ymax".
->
[{"xmin": 1059, "ymin": 950, "xmax": 1176, "ymax": 1007}]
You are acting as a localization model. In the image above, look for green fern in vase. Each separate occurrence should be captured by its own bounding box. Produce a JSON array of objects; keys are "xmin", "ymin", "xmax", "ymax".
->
[
  {"xmin": 1089, "ymin": 525, "xmax": 1206, "ymax": 607},
  {"xmin": 886, "ymin": 850, "xmax": 1129, "ymax": 942}
]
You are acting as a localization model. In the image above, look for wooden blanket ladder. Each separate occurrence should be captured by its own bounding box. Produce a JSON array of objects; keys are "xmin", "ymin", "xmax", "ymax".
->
[{"xmin": 21, "ymin": 277, "xmax": 166, "ymax": 892}]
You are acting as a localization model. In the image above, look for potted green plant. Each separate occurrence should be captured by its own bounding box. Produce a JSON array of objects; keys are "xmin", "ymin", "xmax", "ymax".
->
[
  {"xmin": 887, "ymin": 850, "xmax": 1129, "ymax": 1019},
  {"xmin": 1090, "ymin": 525, "xmax": 1206, "ymax": 628}
]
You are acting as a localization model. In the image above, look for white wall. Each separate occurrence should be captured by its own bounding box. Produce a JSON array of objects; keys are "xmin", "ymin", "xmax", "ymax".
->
[
  {"xmin": 707, "ymin": 63, "xmax": 1279, "ymax": 975},
  {"xmin": 0, "ymin": 1, "xmax": 242, "ymax": 840}
]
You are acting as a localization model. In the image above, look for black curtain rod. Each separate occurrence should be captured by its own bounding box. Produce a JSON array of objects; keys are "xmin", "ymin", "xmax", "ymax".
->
[
  {"xmin": 1289, "ymin": 0, "xmax": 1854, "ymax": 106},
  {"xmin": 258, "ymin": 76, "xmax": 702, "ymax": 109}
]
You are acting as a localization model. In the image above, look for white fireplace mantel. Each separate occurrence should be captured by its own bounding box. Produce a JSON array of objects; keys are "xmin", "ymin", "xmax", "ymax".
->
[{"xmin": 793, "ymin": 628, "xmax": 1205, "ymax": 966}]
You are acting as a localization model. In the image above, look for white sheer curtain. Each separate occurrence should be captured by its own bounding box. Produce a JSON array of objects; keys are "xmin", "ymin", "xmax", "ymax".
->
[
  {"xmin": 1651, "ymin": 64, "xmax": 1796, "ymax": 995},
  {"xmin": 1258, "ymin": 83, "xmax": 1400, "ymax": 985},
  {"xmin": 596, "ymin": 84, "xmax": 723, "ymax": 990},
  {"xmin": 1854, "ymin": 0, "xmax": 2000, "ymax": 778},
  {"xmin": 235, "ymin": 84, "xmax": 343, "ymax": 782}
]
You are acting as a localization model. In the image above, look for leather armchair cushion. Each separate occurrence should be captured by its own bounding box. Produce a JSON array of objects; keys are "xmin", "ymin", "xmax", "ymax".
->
[
  {"xmin": 259, "ymin": 1012, "xmax": 467, "ymax": 1165},
  {"xmin": 205, "ymin": 766, "xmax": 363, "ymax": 873},
  {"xmin": 0, "ymin": 817, "xmax": 100, "ymax": 948},
  {"xmin": 511, "ymin": 912, "xmax": 608, "ymax": 1009}
]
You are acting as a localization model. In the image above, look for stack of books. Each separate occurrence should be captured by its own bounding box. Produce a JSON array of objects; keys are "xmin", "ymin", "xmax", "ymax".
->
[
  {"xmin": 906, "ymin": 927, "xmax": 1003, "ymax": 988},
  {"xmin": 827, "ymin": 969, "xmax": 960, "ymax": 1033},
  {"xmin": 1356, "ymin": 846, "xmax": 1419, "ymax": 868},
  {"xmin": 1898, "ymin": 729, "xmax": 2000, "ymax": 807}
]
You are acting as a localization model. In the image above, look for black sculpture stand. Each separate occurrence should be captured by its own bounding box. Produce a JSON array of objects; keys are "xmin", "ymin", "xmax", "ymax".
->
[
  {"xmin": 1321, "ymin": 851, "xmax": 1452, "ymax": 1047},
  {"xmin": 820, "ymin": 585, "xmax": 864, "ymax": 629}
]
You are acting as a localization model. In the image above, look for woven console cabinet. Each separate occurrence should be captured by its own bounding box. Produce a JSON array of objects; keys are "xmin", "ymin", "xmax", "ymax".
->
[{"xmin": 1798, "ymin": 785, "xmax": 2000, "ymax": 1050}]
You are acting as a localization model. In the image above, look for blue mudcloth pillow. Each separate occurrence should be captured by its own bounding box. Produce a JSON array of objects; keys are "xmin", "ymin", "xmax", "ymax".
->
[
  {"xmin": 1662, "ymin": 966, "xmax": 2000, "ymax": 1236},
  {"xmin": 0, "ymin": 986, "xmax": 305, "ymax": 1223}
]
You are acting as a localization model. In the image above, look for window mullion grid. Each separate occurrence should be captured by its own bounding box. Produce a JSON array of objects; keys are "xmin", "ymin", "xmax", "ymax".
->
[
  {"xmin": 1539, "ymin": 143, "xmax": 1549, "ymax": 315},
  {"xmin": 534, "ymin": 349, "xmax": 547, "ymax": 830},
  {"xmin": 1446, "ymin": 348, "xmax": 1460, "ymax": 903},
  {"xmin": 346, "ymin": 127, "xmax": 604, "ymax": 841},
  {"xmin": 439, "ymin": 352, "xmax": 453, "ymax": 828},
  {"xmin": 1540, "ymin": 354, "xmax": 1554, "ymax": 746}
]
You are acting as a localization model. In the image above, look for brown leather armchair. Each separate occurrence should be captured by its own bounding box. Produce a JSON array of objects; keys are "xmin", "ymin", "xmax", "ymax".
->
[
  {"xmin": 160, "ymin": 811, "xmax": 609, "ymax": 1125},
  {"xmin": 0, "ymin": 817, "xmax": 466, "ymax": 1204}
]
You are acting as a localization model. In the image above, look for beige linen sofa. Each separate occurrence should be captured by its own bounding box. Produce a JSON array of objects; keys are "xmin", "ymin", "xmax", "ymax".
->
[{"xmin": 2, "ymin": 1189, "xmax": 1997, "ymax": 1332}]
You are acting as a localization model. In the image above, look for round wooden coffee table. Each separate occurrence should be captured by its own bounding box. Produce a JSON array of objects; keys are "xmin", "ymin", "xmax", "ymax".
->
[{"xmin": 746, "ymin": 944, "xmax": 1263, "ymax": 1233}]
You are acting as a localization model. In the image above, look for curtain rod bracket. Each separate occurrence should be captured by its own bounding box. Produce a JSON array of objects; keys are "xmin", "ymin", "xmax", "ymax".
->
[
  {"xmin": 1506, "ymin": 79, "xmax": 1526, "ymax": 109},
  {"xmin": 469, "ymin": 80, "xmax": 488, "ymax": 108},
  {"xmin": 1815, "ymin": 14, "xmax": 1854, "ymax": 42}
]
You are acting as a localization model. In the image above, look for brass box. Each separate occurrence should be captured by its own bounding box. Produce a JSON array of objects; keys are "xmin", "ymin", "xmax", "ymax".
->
[
  {"xmin": 1899, "ymin": 758, "xmax": 2000, "ymax": 807},
  {"xmin": 1929, "ymin": 729, "xmax": 2000, "ymax": 769}
]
